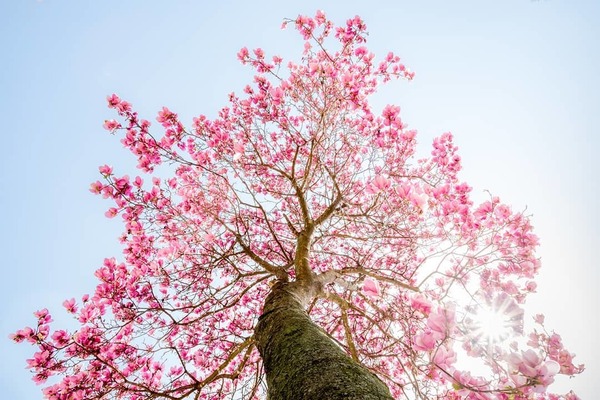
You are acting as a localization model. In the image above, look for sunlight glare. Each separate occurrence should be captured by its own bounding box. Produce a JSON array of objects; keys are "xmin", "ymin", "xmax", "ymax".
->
[
  {"xmin": 470, "ymin": 294, "xmax": 523, "ymax": 345},
  {"xmin": 474, "ymin": 307, "xmax": 512, "ymax": 343}
]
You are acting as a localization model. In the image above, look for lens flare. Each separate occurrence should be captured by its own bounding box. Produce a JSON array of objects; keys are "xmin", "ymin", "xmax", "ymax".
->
[{"xmin": 470, "ymin": 293, "xmax": 523, "ymax": 345}]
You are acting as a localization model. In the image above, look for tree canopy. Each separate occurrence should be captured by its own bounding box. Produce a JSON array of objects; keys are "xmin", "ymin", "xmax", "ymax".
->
[{"xmin": 13, "ymin": 11, "xmax": 583, "ymax": 400}]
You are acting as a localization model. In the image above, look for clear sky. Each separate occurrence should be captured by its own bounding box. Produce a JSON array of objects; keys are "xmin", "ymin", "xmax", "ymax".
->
[{"xmin": 1, "ymin": 1, "xmax": 598, "ymax": 398}]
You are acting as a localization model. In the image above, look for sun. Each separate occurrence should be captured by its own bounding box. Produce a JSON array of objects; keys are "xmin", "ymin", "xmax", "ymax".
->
[
  {"xmin": 474, "ymin": 307, "xmax": 513, "ymax": 343},
  {"xmin": 469, "ymin": 293, "xmax": 524, "ymax": 345}
]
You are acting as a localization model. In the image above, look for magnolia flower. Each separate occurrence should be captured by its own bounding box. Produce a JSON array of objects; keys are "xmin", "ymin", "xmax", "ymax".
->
[
  {"xmin": 414, "ymin": 330, "xmax": 437, "ymax": 351},
  {"xmin": 370, "ymin": 175, "xmax": 391, "ymax": 192},
  {"xmin": 362, "ymin": 278, "xmax": 380, "ymax": 298},
  {"xmin": 433, "ymin": 344, "xmax": 457, "ymax": 371}
]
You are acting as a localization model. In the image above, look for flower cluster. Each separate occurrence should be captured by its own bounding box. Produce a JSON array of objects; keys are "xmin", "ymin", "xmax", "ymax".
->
[{"xmin": 13, "ymin": 11, "xmax": 581, "ymax": 400}]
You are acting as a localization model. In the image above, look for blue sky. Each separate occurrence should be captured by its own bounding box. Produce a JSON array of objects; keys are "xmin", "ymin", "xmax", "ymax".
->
[{"xmin": 1, "ymin": 1, "xmax": 598, "ymax": 398}]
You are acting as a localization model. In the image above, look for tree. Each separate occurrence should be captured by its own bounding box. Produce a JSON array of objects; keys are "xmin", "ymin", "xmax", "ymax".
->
[{"xmin": 13, "ymin": 11, "xmax": 583, "ymax": 400}]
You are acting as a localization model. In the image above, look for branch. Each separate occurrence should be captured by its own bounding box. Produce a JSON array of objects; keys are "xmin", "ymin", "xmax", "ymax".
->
[
  {"xmin": 292, "ymin": 176, "xmax": 311, "ymax": 224},
  {"xmin": 315, "ymin": 270, "xmax": 359, "ymax": 291},
  {"xmin": 283, "ymin": 213, "xmax": 299, "ymax": 237},
  {"xmin": 324, "ymin": 292, "xmax": 359, "ymax": 361},
  {"xmin": 341, "ymin": 307, "xmax": 359, "ymax": 362},
  {"xmin": 342, "ymin": 266, "xmax": 420, "ymax": 293},
  {"xmin": 294, "ymin": 226, "xmax": 315, "ymax": 282},
  {"xmin": 235, "ymin": 234, "xmax": 288, "ymax": 281},
  {"xmin": 313, "ymin": 165, "xmax": 343, "ymax": 226}
]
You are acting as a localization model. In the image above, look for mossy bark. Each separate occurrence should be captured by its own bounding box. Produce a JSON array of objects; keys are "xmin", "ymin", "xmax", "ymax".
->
[{"xmin": 255, "ymin": 282, "xmax": 393, "ymax": 400}]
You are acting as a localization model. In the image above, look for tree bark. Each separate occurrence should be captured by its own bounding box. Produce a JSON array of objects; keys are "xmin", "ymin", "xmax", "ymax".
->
[{"xmin": 255, "ymin": 282, "xmax": 393, "ymax": 400}]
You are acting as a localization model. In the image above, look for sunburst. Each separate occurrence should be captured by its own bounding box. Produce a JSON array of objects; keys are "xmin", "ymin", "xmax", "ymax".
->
[{"xmin": 469, "ymin": 293, "xmax": 524, "ymax": 345}]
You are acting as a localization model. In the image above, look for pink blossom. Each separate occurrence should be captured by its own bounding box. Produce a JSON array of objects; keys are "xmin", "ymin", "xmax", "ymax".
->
[
  {"xmin": 253, "ymin": 47, "xmax": 264, "ymax": 59},
  {"xmin": 157, "ymin": 106, "xmax": 177, "ymax": 127},
  {"xmin": 315, "ymin": 10, "xmax": 326, "ymax": 25},
  {"xmin": 433, "ymin": 345, "xmax": 457, "ymax": 371},
  {"xmin": 106, "ymin": 93, "xmax": 131, "ymax": 113},
  {"xmin": 89, "ymin": 181, "xmax": 103, "ymax": 194},
  {"xmin": 372, "ymin": 175, "xmax": 391, "ymax": 191},
  {"xmin": 410, "ymin": 191, "xmax": 428, "ymax": 211},
  {"xmin": 414, "ymin": 330, "xmax": 437, "ymax": 351},
  {"xmin": 105, "ymin": 208, "xmax": 118, "ymax": 218},
  {"xmin": 539, "ymin": 360, "xmax": 560, "ymax": 385},
  {"xmin": 237, "ymin": 47, "xmax": 249, "ymax": 62},
  {"xmin": 395, "ymin": 183, "xmax": 411, "ymax": 198},
  {"xmin": 382, "ymin": 104, "xmax": 401, "ymax": 126},
  {"xmin": 401, "ymin": 130, "xmax": 416, "ymax": 141},
  {"xmin": 204, "ymin": 233, "xmax": 216, "ymax": 244},
  {"xmin": 9, "ymin": 327, "xmax": 34, "ymax": 343},
  {"xmin": 26, "ymin": 350, "xmax": 50, "ymax": 368},
  {"xmin": 427, "ymin": 309, "xmax": 452, "ymax": 337},
  {"xmin": 355, "ymin": 46, "xmax": 368, "ymax": 57},
  {"xmin": 106, "ymin": 93, "xmax": 121, "ymax": 108},
  {"xmin": 508, "ymin": 349, "xmax": 541, "ymax": 377},
  {"xmin": 34, "ymin": 308, "xmax": 52, "ymax": 323},
  {"xmin": 51, "ymin": 330, "xmax": 70, "ymax": 346},
  {"xmin": 452, "ymin": 371, "xmax": 491, "ymax": 399},
  {"xmin": 62, "ymin": 298, "xmax": 77, "ymax": 313},
  {"xmin": 102, "ymin": 119, "xmax": 120, "ymax": 131},
  {"xmin": 270, "ymin": 87, "xmax": 284, "ymax": 105},
  {"xmin": 525, "ymin": 280, "xmax": 537, "ymax": 292},
  {"xmin": 98, "ymin": 164, "xmax": 113, "ymax": 175},
  {"xmin": 233, "ymin": 141, "xmax": 245, "ymax": 161},
  {"xmin": 362, "ymin": 278, "xmax": 380, "ymax": 298},
  {"xmin": 410, "ymin": 294, "xmax": 432, "ymax": 315},
  {"xmin": 133, "ymin": 176, "xmax": 143, "ymax": 188}
]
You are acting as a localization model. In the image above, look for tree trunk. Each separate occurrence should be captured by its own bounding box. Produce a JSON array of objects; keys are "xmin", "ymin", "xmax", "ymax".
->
[{"xmin": 255, "ymin": 282, "xmax": 393, "ymax": 400}]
